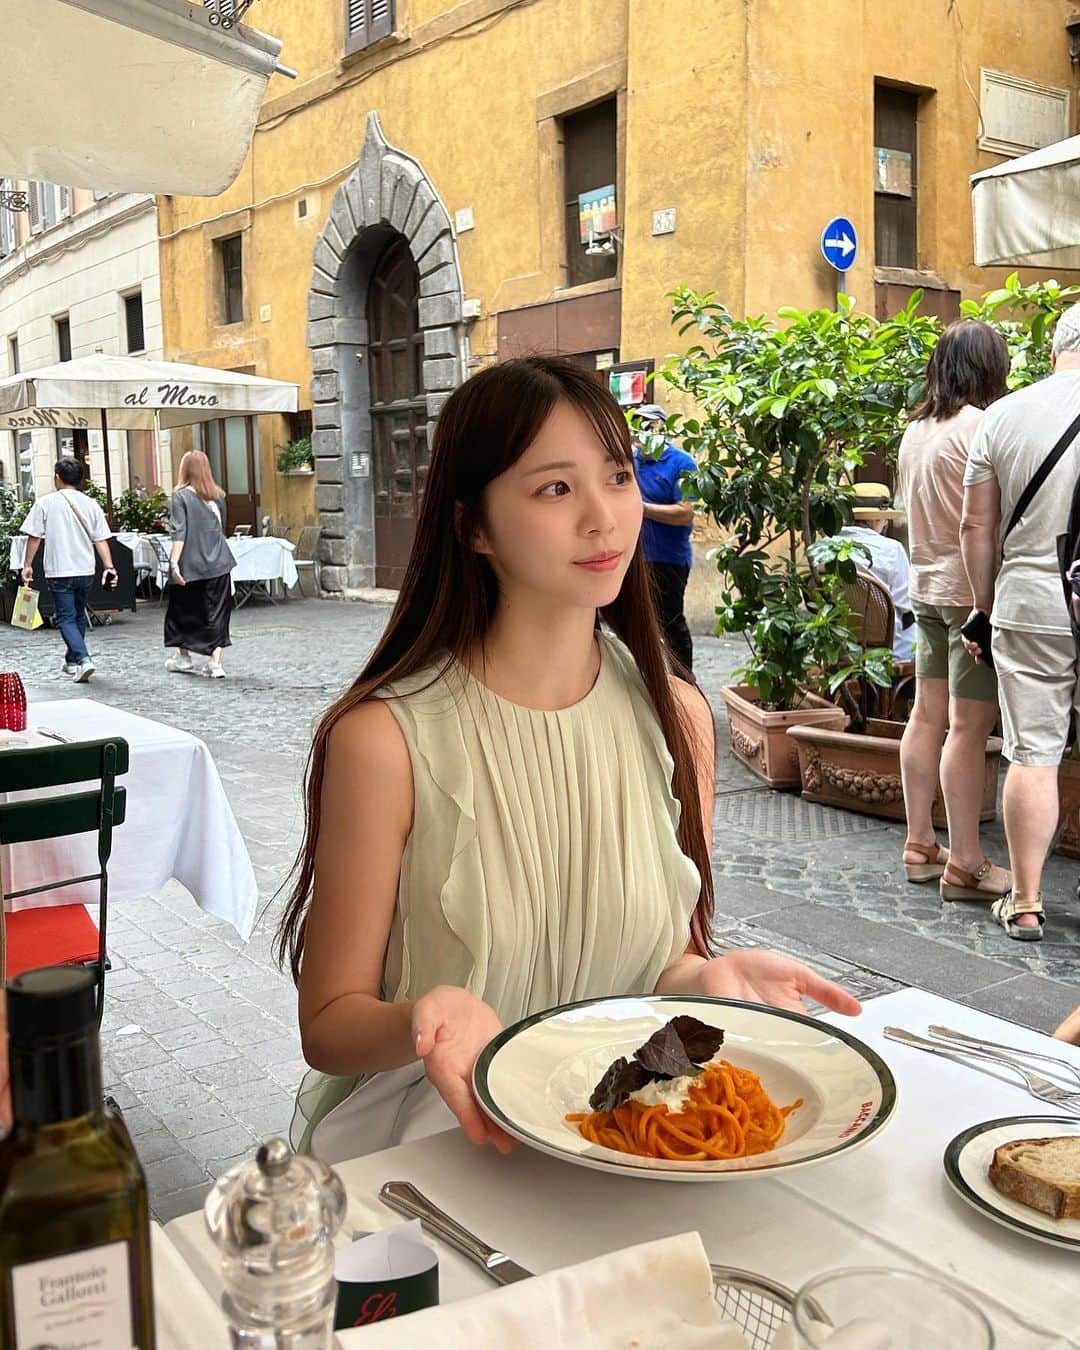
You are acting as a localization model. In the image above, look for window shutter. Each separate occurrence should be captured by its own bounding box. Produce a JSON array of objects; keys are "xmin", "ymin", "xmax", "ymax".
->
[
  {"xmin": 346, "ymin": 0, "xmax": 368, "ymax": 50},
  {"xmin": 371, "ymin": 0, "xmax": 393, "ymax": 40},
  {"xmin": 28, "ymin": 182, "xmax": 43, "ymax": 235},
  {"xmin": 346, "ymin": 0, "xmax": 394, "ymax": 53},
  {"xmin": 59, "ymin": 186, "xmax": 73, "ymax": 220}
]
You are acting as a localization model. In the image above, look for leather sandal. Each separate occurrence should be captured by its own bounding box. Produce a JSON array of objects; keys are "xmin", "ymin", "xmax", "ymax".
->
[
  {"xmin": 990, "ymin": 891, "xmax": 1045, "ymax": 942},
  {"xmin": 904, "ymin": 839, "xmax": 949, "ymax": 884},
  {"xmin": 940, "ymin": 858, "xmax": 1012, "ymax": 902}
]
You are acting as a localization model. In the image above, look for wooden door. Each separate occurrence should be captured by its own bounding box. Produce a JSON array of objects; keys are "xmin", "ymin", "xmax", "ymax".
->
[
  {"xmin": 200, "ymin": 416, "xmax": 257, "ymax": 533},
  {"xmin": 367, "ymin": 235, "xmax": 428, "ymax": 589}
]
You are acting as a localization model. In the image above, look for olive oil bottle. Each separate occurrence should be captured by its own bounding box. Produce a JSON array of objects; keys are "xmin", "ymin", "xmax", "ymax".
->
[{"xmin": 0, "ymin": 966, "xmax": 155, "ymax": 1349}]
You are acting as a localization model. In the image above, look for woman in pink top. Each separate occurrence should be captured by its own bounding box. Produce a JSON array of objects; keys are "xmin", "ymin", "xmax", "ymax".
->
[{"xmin": 897, "ymin": 321, "xmax": 1011, "ymax": 903}]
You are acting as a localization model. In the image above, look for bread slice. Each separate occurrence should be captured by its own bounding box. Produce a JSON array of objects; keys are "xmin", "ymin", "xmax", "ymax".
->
[{"xmin": 988, "ymin": 1137, "xmax": 1080, "ymax": 1221}]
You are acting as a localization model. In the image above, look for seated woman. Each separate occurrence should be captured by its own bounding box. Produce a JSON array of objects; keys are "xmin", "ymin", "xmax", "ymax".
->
[{"xmin": 276, "ymin": 357, "xmax": 859, "ymax": 1163}]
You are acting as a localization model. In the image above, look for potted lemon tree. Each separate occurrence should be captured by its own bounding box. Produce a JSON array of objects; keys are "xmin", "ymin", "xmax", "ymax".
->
[{"xmin": 659, "ymin": 288, "xmax": 938, "ymax": 789}]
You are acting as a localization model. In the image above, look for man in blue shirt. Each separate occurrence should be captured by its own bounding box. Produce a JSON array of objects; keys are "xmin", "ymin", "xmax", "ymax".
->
[{"xmin": 633, "ymin": 404, "xmax": 698, "ymax": 671}]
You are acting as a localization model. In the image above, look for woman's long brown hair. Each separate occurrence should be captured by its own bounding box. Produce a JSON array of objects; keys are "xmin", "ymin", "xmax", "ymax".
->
[
  {"xmin": 176, "ymin": 449, "xmax": 224, "ymax": 502},
  {"xmin": 274, "ymin": 356, "xmax": 714, "ymax": 980}
]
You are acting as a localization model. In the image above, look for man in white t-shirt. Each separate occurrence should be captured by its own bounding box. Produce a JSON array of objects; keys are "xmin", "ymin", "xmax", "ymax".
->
[
  {"xmin": 19, "ymin": 458, "xmax": 117, "ymax": 683},
  {"xmin": 960, "ymin": 303, "xmax": 1080, "ymax": 942},
  {"xmin": 836, "ymin": 485, "xmax": 915, "ymax": 664}
]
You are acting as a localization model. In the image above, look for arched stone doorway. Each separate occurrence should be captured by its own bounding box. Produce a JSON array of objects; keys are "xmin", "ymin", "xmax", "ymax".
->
[{"xmin": 305, "ymin": 112, "xmax": 465, "ymax": 592}]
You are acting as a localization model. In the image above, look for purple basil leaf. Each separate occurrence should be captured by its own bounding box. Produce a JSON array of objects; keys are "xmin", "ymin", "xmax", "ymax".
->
[
  {"xmin": 634, "ymin": 1022, "xmax": 696, "ymax": 1078},
  {"xmin": 588, "ymin": 1056, "xmax": 653, "ymax": 1112},
  {"xmin": 669, "ymin": 1015, "xmax": 725, "ymax": 1066}
]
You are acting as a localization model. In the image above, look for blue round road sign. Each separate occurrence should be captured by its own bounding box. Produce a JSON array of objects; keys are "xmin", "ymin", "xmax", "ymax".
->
[{"xmin": 821, "ymin": 217, "xmax": 858, "ymax": 272}]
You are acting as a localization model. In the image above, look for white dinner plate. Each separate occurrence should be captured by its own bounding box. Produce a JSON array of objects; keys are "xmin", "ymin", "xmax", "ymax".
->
[
  {"xmin": 944, "ymin": 1116, "xmax": 1080, "ymax": 1251},
  {"xmin": 473, "ymin": 995, "xmax": 897, "ymax": 1181}
]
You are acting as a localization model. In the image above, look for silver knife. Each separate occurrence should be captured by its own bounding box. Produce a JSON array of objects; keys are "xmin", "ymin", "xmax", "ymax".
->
[{"xmin": 379, "ymin": 1181, "xmax": 533, "ymax": 1285}]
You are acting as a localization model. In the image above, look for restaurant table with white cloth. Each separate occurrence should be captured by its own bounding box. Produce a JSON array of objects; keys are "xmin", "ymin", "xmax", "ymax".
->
[
  {"xmin": 0, "ymin": 699, "xmax": 257, "ymax": 938},
  {"xmin": 164, "ymin": 988, "xmax": 1080, "ymax": 1348},
  {"xmin": 228, "ymin": 534, "xmax": 299, "ymax": 605}
]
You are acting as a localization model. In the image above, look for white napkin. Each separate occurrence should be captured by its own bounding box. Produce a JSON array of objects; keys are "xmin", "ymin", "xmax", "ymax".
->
[
  {"xmin": 772, "ymin": 1316, "xmax": 892, "ymax": 1349},
  {"xmin": 335, "ymin": 1230, "xmax": 749, "ymax": 1350},
  {"xmin": 151, "ymin": 1224, "xmax": 230, "ymax": 1350}
]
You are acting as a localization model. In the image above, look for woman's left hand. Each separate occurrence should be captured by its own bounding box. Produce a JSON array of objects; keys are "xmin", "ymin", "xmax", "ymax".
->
[{"xmin": 696, "ymin": 949, "xmax": 861, "ymax": 1017}]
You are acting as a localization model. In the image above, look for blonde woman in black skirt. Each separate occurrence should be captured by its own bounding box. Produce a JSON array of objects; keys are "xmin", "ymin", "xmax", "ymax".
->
[{"xmin": 165, "ymin": 450, "xmax": 236, "ymax": 679}]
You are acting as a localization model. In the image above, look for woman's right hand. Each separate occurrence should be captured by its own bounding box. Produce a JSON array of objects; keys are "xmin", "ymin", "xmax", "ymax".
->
[{"xmin": 411, "ymin": 986, "xmax": 514, "ymax": 1153}]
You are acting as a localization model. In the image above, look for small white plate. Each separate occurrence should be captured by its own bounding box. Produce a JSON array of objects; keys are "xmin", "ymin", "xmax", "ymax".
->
[
  {"xmin": 473, "ymin": 995, "xmax": 896, "ymax": 1182},
  {"xmin": 944, "ymin": 1116, "xmax": 1080, "ymax": 1251}
]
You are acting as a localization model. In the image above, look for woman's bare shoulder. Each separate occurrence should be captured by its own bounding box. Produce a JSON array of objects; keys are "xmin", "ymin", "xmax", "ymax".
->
[{"xmin": 328, "ymin": 698, "xmax": 410, "ymax": 774}]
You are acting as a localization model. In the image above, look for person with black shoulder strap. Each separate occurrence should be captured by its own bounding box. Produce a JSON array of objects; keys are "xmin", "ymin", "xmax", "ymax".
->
[
  {"xmin": 960, "ymin": 302, "xmax": 1080, "ymax": 944},
  {"xmin": 18, "ymin": 457, "xmax": 117, "ymax": 683}
]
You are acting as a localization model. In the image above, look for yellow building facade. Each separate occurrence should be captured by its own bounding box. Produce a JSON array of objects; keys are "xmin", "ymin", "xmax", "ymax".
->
[{"xmin": 158, "ymin": 0, "xmax": 1080, "ymax": 595}]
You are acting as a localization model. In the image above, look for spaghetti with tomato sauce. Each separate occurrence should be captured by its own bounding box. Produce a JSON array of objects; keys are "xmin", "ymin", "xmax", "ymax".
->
[{"xmin": 567, "ymin": 1060, "xmax": 802, "ymax": 1161}]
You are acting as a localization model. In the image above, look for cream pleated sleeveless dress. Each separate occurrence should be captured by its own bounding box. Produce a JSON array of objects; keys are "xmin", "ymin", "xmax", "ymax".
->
[{"xmin": 292, "ymin": 633, "xmax": 701, "ymax": 1163}]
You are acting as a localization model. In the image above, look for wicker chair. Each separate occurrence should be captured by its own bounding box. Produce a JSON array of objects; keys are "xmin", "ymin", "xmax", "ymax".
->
[
  {"xmin": 839, "ymin": 569, "xmax": 915, "ymax": 720},
  {"xmin": 293, "ymin": 524, "xmax": 322, "ymax": 597}
]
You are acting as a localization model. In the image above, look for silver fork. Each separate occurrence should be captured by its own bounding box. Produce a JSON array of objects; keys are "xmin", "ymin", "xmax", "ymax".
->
[
  {"xmin": 884, "ymin": 1028, "xmax": 1080, "ymax": 1112},
  {"xmin": 927, "ymin": 1024, "xmax": 1080, "ymax": 1089}
]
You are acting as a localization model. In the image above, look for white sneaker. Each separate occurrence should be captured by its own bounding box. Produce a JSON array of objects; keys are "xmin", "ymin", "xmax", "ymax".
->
[
  {"xmin": 202, "ymin": 662, "xmax": 225, "ymax": 679},
  {"xmin": 165, "ymin": 653, "xmax": 194, "ymax": 673},
  {"xmin": 62, "ymin": 661, "xmax": 79, "ymax": 676},
  {"xmin": 72, "ymin": 659, "xmax": 94, "ymax": 683}
]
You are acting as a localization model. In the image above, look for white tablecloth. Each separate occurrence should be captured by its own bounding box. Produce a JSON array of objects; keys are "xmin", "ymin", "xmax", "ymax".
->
[
  {"xmin": 228, "ymin": 535, "xmax": 298, "ymax": 588},
  {"xmin": 1, "ymin": 700, "xmax": 257, "ymax": 937},
  {"xmin": 116, "ymin": 532, "xmax": 169, "ymax": 584},
  {"xmin": 165, "ymin": 989, "xmax": 1080, "ymax": 1348}
]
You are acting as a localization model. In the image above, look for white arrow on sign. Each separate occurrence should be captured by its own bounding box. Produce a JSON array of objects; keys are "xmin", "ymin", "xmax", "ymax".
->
[{"xmin": 824, "ymin": 232, "xmax": 856, "ymax": 257}]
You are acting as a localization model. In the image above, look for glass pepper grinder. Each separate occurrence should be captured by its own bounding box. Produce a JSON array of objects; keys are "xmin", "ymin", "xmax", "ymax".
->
[{"xmin": 205, "ymin": 1137, "xmax": 347, "ymax": 1350}]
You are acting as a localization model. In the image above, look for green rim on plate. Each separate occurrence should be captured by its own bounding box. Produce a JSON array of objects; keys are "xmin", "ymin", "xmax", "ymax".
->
[{"xmin": 943, "ymin": 1115, "xmax": 1080, "ymax": 1252}]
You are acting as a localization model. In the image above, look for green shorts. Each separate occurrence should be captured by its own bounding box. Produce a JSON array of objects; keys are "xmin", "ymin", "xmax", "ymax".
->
[{"xmin": 911, "ymin": 601, "xmax": 998, "ymax": 703}]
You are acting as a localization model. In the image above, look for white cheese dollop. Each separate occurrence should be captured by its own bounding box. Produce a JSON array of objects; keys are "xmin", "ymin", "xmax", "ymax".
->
[{"xmin": 628, "ymin": 1073, "xmax": 698, "ymax": 1112}]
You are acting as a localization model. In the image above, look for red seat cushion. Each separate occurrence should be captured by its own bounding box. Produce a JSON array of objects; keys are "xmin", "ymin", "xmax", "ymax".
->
[{"xmin": 5, "ymin": 905, "xmax": 100, "ymax": 979}]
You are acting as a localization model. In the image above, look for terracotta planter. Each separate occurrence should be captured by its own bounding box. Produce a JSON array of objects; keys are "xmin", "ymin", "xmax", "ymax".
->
[
  {"xmin": 787, "ymin": 718, "xmax": 1002, "ymax": 826},
  {"xmin": 720, "ymin": 685, "xmax": 848, "ymax": 789},
  {"xmin": 1055, "ymin": 757, "xmax": 1080, "ymax": 857}
]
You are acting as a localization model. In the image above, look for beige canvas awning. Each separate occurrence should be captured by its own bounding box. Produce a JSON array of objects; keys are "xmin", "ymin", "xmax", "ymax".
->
[
  {"xmin": 972, "ymin": 135, "xmax": 1080, "ymax": 270},
  {"xmin": 1, "ymin": 0, "xmax": 293, "ymax": 197}
]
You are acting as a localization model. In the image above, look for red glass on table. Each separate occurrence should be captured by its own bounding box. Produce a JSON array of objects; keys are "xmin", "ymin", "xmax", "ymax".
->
[{"xmin": 0, "ymin": 672, "xmax": 27, "ymax": 732}]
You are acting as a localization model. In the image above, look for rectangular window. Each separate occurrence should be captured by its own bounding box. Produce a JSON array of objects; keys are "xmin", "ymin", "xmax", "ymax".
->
[
  {"xmin": 124, "ymin": 291, "xmax": 145, "ymax": 353},
  {"xmin": 345, "ymin": 0, "xmax": 395, "ymax": 57},
  {"xmin": 0, "ymin": 185, "xmax": 14, "ymax": 257},
  {"xmin": 8, "ymin": 335, "xmax": 19, "ymax": 375},
  {"xmin": 218, "ymin": 233, "xmax": 243, "ymax": 325},
  {"xmin": 874, "ymin": 85, "xmax": 919, "ymax": 269},
  {"xmin": 561, "ymin": 99, "xmax": 618, "ymax": 288},
  {"xmin": 28, "ymin": 182, "xmax": 43, "ymax": 235},
  {"xmin": 56, "ymin": 316, "xmax": 72, "ymax": 362}
]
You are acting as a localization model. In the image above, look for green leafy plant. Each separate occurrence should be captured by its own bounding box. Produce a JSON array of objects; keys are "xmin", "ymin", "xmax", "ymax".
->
[
  {"xmin": 113, "ymin": 487, "xmax": 168, "ymax": 533},
  {"xmin": 0, "ymin": 484, "xmax": 31, "ymax": 580},
  {"xmin": 961, "ymin": 272, "xmax": 1080, "ymax": 389},
  {"xmin": 276, "ymin": 437, "xmax": 313, "ymax": 473},
  {"xmin": 659, "ymin": 289, "xmax": 940, "ymax": 719},
  {"xmin": 80, "ymin": 479, "xmax": 110, "ymax": 512}
]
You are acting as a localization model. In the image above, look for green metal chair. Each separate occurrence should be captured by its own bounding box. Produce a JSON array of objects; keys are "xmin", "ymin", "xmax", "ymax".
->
[{"xmin": 0, "ymin": 737, "xmax": 128, "ymax": 1024}]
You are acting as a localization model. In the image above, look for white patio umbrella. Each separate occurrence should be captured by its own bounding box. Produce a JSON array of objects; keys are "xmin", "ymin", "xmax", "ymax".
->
[
  {"xmin": 0, "ymin": 352, "xmax": 298, "ymax": 509},
  {"xmin": 2, "ymin": 0, "xmax": 295, "ymax": 196},
  {"xmin": 971, "ymin": 134, "xmax": 1080, "ymax": 269}
]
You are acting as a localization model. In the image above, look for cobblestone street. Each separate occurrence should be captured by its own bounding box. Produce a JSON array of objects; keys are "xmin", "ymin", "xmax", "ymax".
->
[{"xmin": 3, "ymin": 597, "xmax": 1078, "ymax": 1221}]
